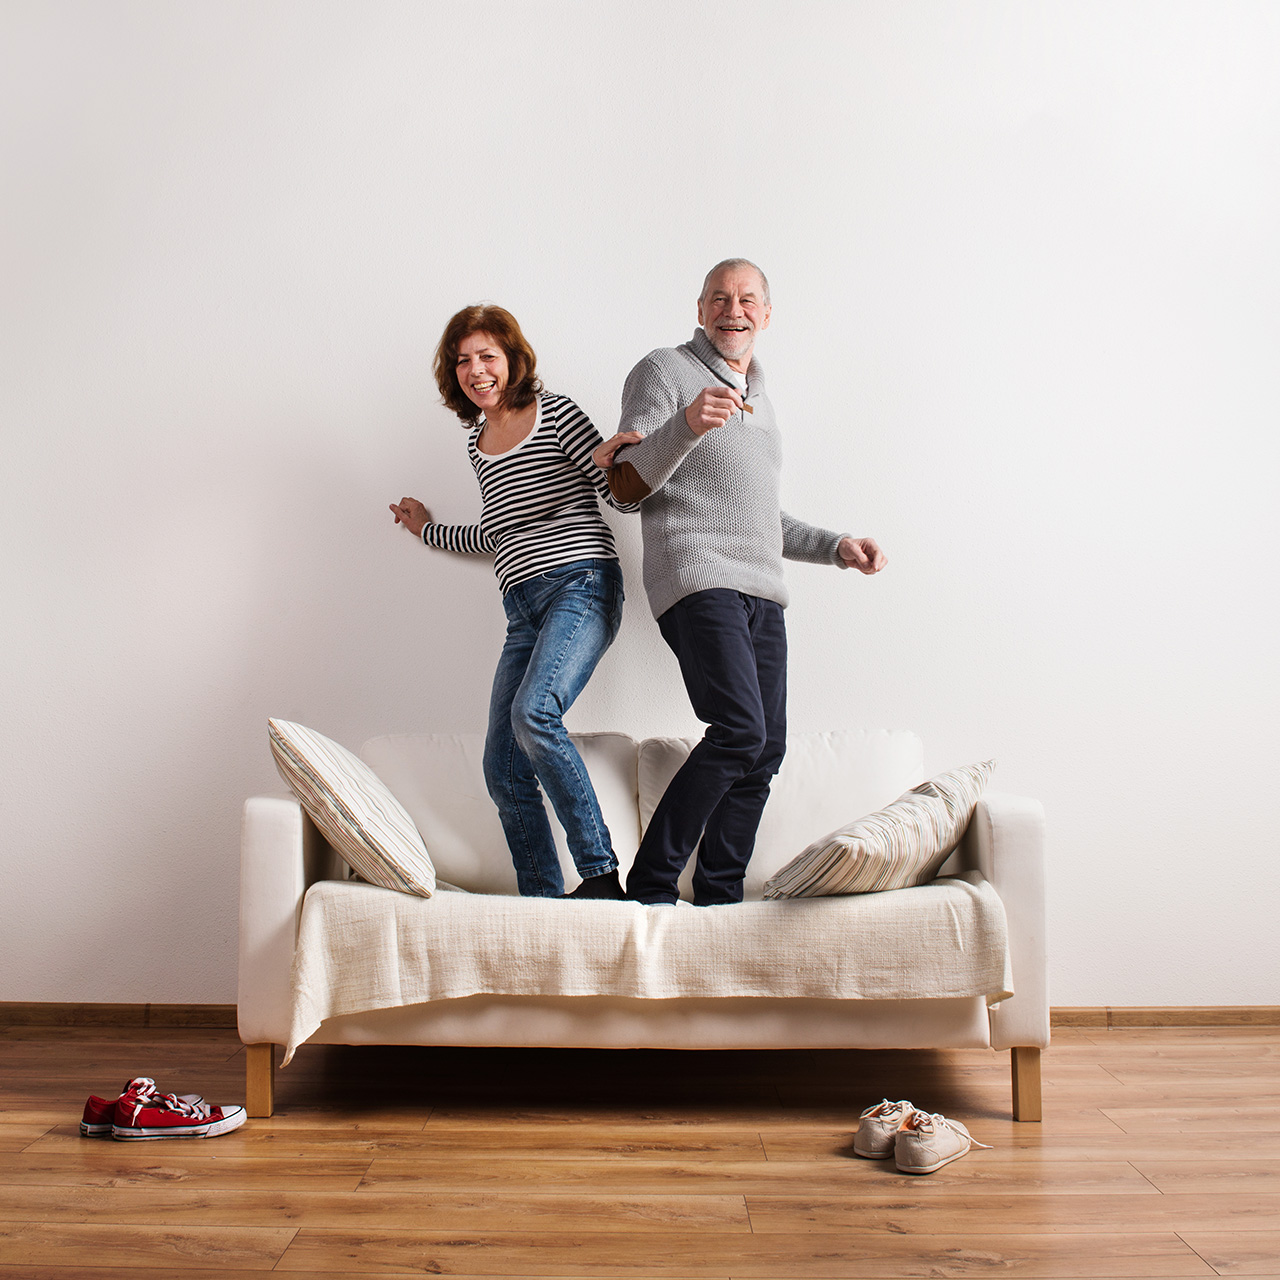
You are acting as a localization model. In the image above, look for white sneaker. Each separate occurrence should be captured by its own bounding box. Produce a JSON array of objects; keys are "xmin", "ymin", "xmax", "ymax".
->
[
  {"xmin": 893, "ymin": 1110, "xmax": 992, "ymax": 1174},
  {"xmin": 853, "ymin": 1099, "xmax": 917, "ymax": 1159}
]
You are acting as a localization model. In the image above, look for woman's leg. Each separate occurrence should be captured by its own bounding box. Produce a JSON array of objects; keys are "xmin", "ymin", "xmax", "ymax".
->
[
  {"xmin": 483, "ymin": 593, "xmax": 565, "ymax": 898},
  {"xmin": 509, "ymin": 560, "xmax": 624, "ymax": 881}
]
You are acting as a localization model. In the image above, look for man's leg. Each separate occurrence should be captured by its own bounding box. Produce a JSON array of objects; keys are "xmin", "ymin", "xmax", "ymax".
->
[
  {"xmin": 692, "ymin": 597, "xmax": 787, "ymax": 905},
  {"xmin": 626, "ymin": 590, "xmax": 769, "ymax": 905}
]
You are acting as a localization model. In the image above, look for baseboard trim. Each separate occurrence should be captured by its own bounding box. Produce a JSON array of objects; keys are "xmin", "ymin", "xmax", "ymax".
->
[
  {"xmin": 0, "ymin": 1002, "xmax": 237, "ymax": 1028},
  {"xmin": 3, "ymin": 1002, "xmax": 1276, "ymax": 1032},
  {"xmin": 1052, "ymin": 1006, "xmax": 1280, "ymax": 1029}
]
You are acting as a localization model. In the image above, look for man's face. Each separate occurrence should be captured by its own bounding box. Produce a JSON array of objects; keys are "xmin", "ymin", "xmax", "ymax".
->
[{"xmin": 698, "ymin": 266, "xmax": 772, "ymax": 367}]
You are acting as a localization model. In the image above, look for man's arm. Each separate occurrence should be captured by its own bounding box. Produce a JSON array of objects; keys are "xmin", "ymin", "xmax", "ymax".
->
[
  {"xmin": 781, "ymin": 510, "xmax": 849, "ymax": 565},
  {"xmin": 781, "ymin": 511, "xmax": 888, "ymax": 573},
  {"xmin": 608, "ymin": 458, "xmax": 653, "ymax": 504},
  {"xmin": 605, "ymin": 354, "xmax": 742, "ymax": 502}
]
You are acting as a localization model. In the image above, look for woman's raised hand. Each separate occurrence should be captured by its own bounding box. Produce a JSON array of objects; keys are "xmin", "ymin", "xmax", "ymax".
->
[
  {"xmin": 592, "ymin": 431, "xmax": 644, "ymax": 470},
  {"xmin": 389, "ymin": 497, "xmax": 432, "ymax": 537}
]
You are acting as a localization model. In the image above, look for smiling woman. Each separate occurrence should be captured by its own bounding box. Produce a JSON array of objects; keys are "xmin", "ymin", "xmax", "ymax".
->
[
  {"xmin": 432, "ymin": 305, "xmax": 542, "ymax": 428},
  {"xmin": 388, "ymin": 305, "xmax": 641, "ymax": 900}
]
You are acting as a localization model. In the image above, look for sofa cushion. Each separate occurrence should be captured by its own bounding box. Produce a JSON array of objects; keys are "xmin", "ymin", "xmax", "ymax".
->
[
  {"xmin": 359, "ymin": 732, "xmax": 640, "ymax": 895},
  {"xmin": 637, "ymin": 730, "xmax": 924, "ymax": 901},
  {"xmin": 763, "ymin": 761, "xmax": 996, "ymax": 899},
  {"xmin": 284, "ymin": 872, "xmax": 1012, "ymax": 1062},
  {"xmin": 268, "ymin": 719, "xmax": 436, "ymax": 897}
]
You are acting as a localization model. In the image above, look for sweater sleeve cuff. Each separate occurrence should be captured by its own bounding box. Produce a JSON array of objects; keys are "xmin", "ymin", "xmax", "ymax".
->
[{"xmin": 781, "ymin": 511, "xmax": 849, "ymax": 566}]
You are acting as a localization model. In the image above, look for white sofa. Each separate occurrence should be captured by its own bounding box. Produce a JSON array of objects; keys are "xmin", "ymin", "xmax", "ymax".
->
[{"xmin": 238, "ymin": 729, "xmax": 1048, "ymax": 1119}]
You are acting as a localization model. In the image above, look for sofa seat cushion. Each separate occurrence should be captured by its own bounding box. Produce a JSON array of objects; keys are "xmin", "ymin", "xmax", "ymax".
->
[{"xmin": 283, "ymin": 873, "xmax": 1012, "ymax": 1062}]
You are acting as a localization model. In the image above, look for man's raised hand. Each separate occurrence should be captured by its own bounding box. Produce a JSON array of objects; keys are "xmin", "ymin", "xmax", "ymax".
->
[
  {"xmin": 838, "ymin": 536, "xmax": 888, "ymax": 574},
  {"xmin": 684, "ymin": 386, "xmax": 744, "ymax": 436}
]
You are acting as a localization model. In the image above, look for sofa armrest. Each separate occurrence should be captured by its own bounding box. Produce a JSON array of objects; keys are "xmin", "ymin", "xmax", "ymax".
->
[
  {"xmin": 237, "ymin": 795, "xmax": 345, "ymax": 1046},
  {"xmin": 954, "ymin": 792, "xmax": 1049, "ymax": 1051}
]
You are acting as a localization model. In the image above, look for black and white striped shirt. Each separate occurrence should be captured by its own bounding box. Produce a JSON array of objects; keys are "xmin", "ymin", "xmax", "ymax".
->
[{"xmin": 423, "ymin": 392, "xmax": 638, "ymax": 594}]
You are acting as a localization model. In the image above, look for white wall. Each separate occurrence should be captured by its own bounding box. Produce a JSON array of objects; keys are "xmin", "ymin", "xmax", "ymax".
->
[{"xmin": 3, "ymin": 0, "xmax": 1277, "ymax": 1006}]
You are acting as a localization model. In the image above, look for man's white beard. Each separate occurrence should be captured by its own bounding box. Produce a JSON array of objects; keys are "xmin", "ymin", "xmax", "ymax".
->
[{"xmin": 707, "ymin": 325, "xmax": 752, "ymax": 362}]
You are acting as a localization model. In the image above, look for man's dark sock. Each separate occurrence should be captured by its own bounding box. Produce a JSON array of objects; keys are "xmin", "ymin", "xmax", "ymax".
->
[{"xmin": 562, "ymin": 868, "xmax": 626, "ymax": 900}]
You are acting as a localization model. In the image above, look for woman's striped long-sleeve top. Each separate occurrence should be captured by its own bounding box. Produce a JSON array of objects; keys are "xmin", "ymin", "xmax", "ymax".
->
[{"xmin": 422, "ymin": 391, "xmax": 638, "ymax": 595}]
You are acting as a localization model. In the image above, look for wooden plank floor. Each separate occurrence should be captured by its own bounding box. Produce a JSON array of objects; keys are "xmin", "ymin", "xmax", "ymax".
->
[{"xmin": 1, "ymin": 1025, "xmax": 1278, "ymax": 1276}]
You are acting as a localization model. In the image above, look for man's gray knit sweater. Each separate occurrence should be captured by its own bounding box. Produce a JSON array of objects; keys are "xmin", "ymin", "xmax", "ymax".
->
[{"xmin": 617, "ymin": 328, "xmax": 848, "ymax": 619}]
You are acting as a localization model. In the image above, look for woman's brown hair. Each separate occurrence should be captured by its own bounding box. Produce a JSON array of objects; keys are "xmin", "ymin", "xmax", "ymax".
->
[{"xmin": 432, "ymin": 305, "xmax": 543, "ymax": 426}]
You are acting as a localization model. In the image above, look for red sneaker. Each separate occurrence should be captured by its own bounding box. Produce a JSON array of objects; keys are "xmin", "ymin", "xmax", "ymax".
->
[
  {"xmin": 111, "ymin": 1077, "xmax": 245, "ymax": 1141},
  {"xmin": 79, "ymin": 1078, "xmax": 203, "ymax": 1138}
]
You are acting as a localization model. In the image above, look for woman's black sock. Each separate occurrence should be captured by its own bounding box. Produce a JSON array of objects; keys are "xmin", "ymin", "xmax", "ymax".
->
[{"xmin": 562, "ymin": 868, "xmax": 626, "ymax": 900}]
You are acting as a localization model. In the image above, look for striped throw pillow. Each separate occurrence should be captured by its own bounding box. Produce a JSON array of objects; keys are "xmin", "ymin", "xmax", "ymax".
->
[
  {"xmin": 268, "ymin": 719, "xmax": 436, "ymax": 898},
  {"xmin": 762, "ymin": 761, "xmax": 994, "ymax": 899}
]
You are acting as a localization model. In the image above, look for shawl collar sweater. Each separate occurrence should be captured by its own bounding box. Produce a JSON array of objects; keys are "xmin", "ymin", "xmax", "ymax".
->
[{"xmin": 617, "ymin": 329, "xmax": 847, "ymax": 619}]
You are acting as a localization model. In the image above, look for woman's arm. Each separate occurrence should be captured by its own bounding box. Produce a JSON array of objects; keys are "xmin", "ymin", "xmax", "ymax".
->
[
  {"xmin": 552, "ymin": 398, "xmax": 642, "ymax": 514},
  {"xmin": 422, "ymin": 522, "xmax": 496, "ymax": 554},
  {"xmin": 390, "ymin": 497, "xmax": 496, "ymax": 553}
]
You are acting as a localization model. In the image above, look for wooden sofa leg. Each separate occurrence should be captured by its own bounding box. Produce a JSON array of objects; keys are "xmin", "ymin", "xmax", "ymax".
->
[
  {"xmin": 1011, "ymin": 1046, "xmax": 1042, "ymax": 1122},
  {"xmin": 245, "ymin": 1043, "xmax": 275, "ymax": 1118}
]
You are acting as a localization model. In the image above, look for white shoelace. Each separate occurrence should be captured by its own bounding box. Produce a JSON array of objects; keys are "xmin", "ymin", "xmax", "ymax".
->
[
  {"xmin": 906, "ymin": 1111, "xmax": 993, "ymax": 1149},
  {"xmin": 123, "ymin": 1078, "xmax": 211, "ymax": 1120},
  {"xmin": 152, "ymin": 1092, "xmax": 211, "ymax": 1119},
  {"xmin": 861, "ymin": 1098, "xmax": 912, "ymax": 1120}
]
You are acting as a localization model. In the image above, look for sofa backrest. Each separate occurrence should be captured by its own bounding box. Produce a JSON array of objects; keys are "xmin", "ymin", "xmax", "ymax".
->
[
  {"xmin": 360, "ymin": 732, "xmax": 639, "ymax": 897},
  {"xmin": 360, "ymin": 728, "xmax": 923, "ymax": 900}
]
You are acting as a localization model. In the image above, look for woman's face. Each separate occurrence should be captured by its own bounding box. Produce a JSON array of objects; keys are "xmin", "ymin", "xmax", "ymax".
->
[{"xmin": 455, "ymin": 331, "xmax": 510, "ymax": 414}]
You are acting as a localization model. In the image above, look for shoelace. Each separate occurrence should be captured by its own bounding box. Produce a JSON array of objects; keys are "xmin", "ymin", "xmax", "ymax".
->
[
  {"xmin": 150, "ymin": 1092, "xmax": 211, "ymax": 1119},
  {"xmin": 122, "ymin": 1078, "xmax": 211, "ymax": 1121},
  {"xmin": 861, "ymin": 1098, "xmax": 909, "ymax": 1120},
  {"xmin": 903, "ymin": 1111, "xmax": 993, "ymax": 1149}
]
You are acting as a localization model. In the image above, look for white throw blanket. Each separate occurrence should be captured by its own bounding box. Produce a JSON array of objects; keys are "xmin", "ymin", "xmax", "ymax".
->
[{"xmin": 285, "ymin": 871, "xmax": 1012, "ymax": 1063}]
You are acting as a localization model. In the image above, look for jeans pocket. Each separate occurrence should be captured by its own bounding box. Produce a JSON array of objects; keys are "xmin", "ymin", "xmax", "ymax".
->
[{"xmin": 540, "ymin": 559, "xmax": 595, "ymax": 582}]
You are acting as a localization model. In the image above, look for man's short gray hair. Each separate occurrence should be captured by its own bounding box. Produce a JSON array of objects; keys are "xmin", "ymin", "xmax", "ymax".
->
[{"xmin": 699, "ymin": 258, "xmax": 770, "ymax": 305}]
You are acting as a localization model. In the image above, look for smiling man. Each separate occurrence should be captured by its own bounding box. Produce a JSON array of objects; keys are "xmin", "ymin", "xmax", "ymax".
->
[{"xmin": 604, "ymin": 258, "xmax": 887, "ymax": 906}]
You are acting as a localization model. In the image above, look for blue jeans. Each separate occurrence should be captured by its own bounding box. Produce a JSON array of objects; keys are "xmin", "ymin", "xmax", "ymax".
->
[{"xmin": 484, "ymin": 559, "xmax": 624, "ymax": 897}]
